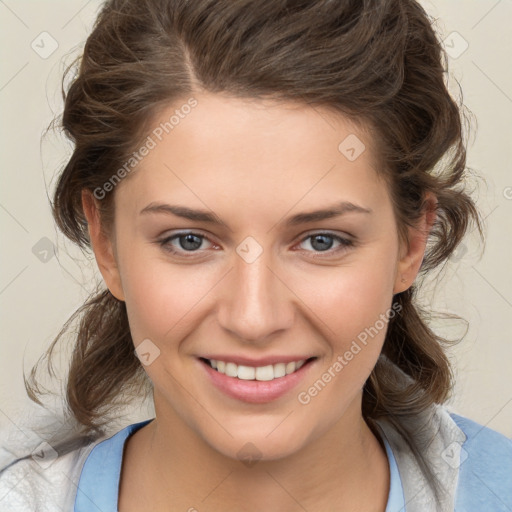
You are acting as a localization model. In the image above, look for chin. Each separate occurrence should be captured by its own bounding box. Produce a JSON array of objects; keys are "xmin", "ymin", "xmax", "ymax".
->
[
  {"xmin": 202, "ymin": 425, "xmax": 309, "ymax": 464},
  {"xmin": 217, "ymin": 439, "xmax": 302, "ymax": 464}
]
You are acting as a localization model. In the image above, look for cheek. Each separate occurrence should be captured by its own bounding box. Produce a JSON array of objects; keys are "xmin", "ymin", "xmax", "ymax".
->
[
  {"xmin": 294, "ymin": 249, "xmax": 398, "ymax": 348},
  {"xmin": 290, "ymin": 245, "xmax": 399, "ymax": 412},
  {"xmin": 118, "ymin": 247, "xmax": 214, "ymax": 345},
  {"xmin": 293, "ymin": 260, "xmax": 398, "ymax": 417}
]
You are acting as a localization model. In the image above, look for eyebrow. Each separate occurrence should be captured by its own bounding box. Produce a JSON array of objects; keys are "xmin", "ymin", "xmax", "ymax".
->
[{"xmin": 139, "ymin": 201, "xmax": 372, "ymax": 227}]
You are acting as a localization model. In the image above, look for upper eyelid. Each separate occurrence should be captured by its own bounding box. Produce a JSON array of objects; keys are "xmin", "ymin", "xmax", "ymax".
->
[{"xmin": 160, "ymin": 230, "xmax": 216, "ymax": 246}]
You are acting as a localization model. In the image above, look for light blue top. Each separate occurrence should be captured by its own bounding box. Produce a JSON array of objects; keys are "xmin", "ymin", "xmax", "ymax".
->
[{"xmin": 74, "ymin": 413, "xmax": 512, "ymax": 511}]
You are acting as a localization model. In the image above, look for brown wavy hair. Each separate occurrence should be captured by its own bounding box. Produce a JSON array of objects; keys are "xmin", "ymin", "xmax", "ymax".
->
[{"xmin": 25, "ymin": 0, "xmax": 482, "ymax": 502}]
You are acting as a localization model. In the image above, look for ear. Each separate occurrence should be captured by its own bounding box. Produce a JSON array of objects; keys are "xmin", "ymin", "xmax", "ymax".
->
[
  {"xmin": 393, "ymin": 192, "xmax": 437, "ymax": 294},
  {"xmin": 81, "ymin": 189, "xmax": 125, "ymax": 301}
]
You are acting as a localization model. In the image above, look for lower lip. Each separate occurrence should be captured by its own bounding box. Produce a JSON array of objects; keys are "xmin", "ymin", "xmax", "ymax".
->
[{"xmin": 198, "ymin": 358, "xmax": 316, "ymax": 404}]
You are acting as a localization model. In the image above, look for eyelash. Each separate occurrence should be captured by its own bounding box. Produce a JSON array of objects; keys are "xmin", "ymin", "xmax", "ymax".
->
[{"xmin": 156, "ymin": 231, "xmax": 355, "ymax": 259}]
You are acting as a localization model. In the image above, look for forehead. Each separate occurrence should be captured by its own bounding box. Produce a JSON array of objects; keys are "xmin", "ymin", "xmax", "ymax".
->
[{"xmin": 114, "ymin": 92, "xmax": 388, "ymax": 220}]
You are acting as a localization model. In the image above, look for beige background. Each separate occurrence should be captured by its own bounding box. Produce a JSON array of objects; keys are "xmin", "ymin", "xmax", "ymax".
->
[{"xmin": 0, "ymin": 1, "xmax": 511, "ymax": 436}]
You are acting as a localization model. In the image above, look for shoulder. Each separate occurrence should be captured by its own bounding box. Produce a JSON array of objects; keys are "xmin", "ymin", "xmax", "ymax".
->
[
  {"xmin": 375, "ymin": 403, "xmax": 511, "ymax": 511},
  {"xmin": 0, "ymin": 407, "xmax": 105, "ymax": 512},
  {"xmin": 450, "ymin": 411, "xmax": 512, "ymax": 455},
  {"xmin": 0, "ymin": 443, "xmax": 98, "ymax": 512},
  {"xmin": 448, "ymin": 412, "xmax": 512, "ymax": 511},
  {"xmin": 73, "ymin": 418, "xmax": 154, "ymax": 512}
]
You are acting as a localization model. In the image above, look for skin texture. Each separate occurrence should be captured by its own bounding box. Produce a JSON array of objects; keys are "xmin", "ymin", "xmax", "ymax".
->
[{"xmin": 82, "ymin": 92, "xmax": 435, "ymax": 511}]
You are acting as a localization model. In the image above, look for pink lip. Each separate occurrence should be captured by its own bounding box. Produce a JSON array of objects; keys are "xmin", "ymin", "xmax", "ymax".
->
[{"xmin": 197, "ymin": 357, "xmax": 316, "ymax": 404}]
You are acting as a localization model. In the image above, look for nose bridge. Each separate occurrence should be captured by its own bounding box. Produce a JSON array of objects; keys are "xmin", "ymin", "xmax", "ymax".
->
[{"xmin": 218, "ymin": 243, "xmax": 293, "ymax": 343}]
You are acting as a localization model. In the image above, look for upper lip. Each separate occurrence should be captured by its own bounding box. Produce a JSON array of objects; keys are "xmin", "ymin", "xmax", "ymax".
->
[{"xmin": 199, "ymin": 355, "xmax": 316, "ymax": 367}]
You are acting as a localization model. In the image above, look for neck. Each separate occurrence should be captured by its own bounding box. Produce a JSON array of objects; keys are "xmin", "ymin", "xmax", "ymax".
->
[{"xmin": 121, "ymin": 391, "xmax": 390, "ymax": 512}]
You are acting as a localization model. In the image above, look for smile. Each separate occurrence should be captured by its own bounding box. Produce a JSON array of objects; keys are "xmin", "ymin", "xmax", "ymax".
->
[
  {"xmin": 198, "ymin": 356, "xmax": 317, "ymax": 403},
  {"xmin": 204, "ymin": 358, "xmax": 308, "ymax": 381}
]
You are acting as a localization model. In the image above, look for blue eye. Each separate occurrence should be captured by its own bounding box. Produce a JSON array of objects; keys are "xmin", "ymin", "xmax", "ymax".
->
[
  {"xmin": 158, "ymin": 232, "xmax": 210, "ymax": 254},
  {"xmin": 298, "ymin": 233, "xmax": 353, "ymax": 255},
  {"xmin": 157, "ymin": 231, "xmax": 354, "ymax": 258}
]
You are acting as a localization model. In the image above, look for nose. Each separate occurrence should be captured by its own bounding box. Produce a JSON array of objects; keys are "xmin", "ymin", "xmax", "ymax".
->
[{"xmin": 217, "ymin": 248, "xmax": 295, "ymax": 344}]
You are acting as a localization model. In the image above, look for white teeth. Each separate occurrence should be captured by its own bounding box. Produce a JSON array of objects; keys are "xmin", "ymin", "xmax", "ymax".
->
[
  {"xmin": 273, "ymin": 363, "xmax": 286, "ymax": 378},
  {"xmin": 237, "ymin": 365, "xmax": 256, "ymax": 380},
  {"xmin": 225, "ymin": 362, "xmax": 238, "ymax": 378},
  {"xmin": 208, "ymin": 358, "xmax": 308, "ymax": 380},
  {"xmin": 255, "ymin": 365, "xmax": 274, "ymax": 381},
  {"xmin": 285, "ymin": 362, "xmax": 296, "ymax": 375}
]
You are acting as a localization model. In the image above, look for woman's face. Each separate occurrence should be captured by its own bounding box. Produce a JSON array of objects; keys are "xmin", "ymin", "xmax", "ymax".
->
[{"xmin": 94, "ymin": 92, "xmax": 422, "ymax": 461}]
